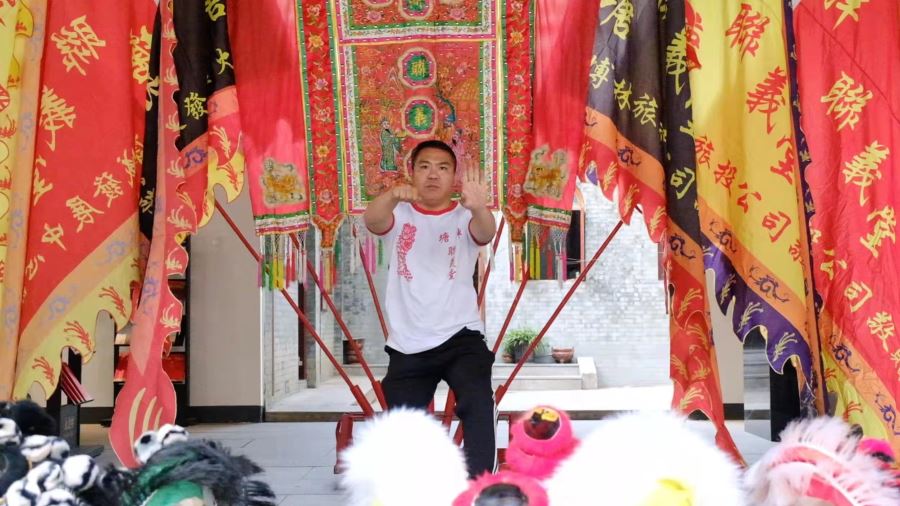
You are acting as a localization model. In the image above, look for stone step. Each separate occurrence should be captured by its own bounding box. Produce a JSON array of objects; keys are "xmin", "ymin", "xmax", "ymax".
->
[
  {"xmin": 346, "ymin": 361, "xmax": 589, "ymax": 392},
  {"xmin": 346, "ymin": 364, "xmax": 388, "ymax": 377},
  {"xmin": 345, "ymin": 363, "xmax": 581, "ymax": 379},
  {"xmin": 492, "ymin": 375, "xmax": 583, "ymax": 391},
  {"xmin": 492, "ymin": 363, "xmax": 580, "ymax": 377}
]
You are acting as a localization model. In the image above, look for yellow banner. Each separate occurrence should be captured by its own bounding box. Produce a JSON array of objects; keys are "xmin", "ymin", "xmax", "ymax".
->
[{"xmin": 689, "ymin": 0, "xmax": 821, "ymax": 408}]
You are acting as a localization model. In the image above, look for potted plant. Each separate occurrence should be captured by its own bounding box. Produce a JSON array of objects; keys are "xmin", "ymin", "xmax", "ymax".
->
[
  {"xmin": 343, "ymin": 338, "xmax": 366, "ymax": 365},
  {"xmin": 503, "ymin": 328, "xmax": 547, "ymax": 363},
  {"xmin": 551, "ymin": 346, "xmax": 575, "ymax": 364}
]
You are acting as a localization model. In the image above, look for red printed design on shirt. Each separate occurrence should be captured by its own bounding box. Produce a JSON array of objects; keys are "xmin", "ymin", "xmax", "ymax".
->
[
  {"xmin": 448, "ymin": 245, "xmax": 457, "ymax": 280},
  {"xmin": 397, "ymin": 223, "xmax": 417, "ymax": 281}
]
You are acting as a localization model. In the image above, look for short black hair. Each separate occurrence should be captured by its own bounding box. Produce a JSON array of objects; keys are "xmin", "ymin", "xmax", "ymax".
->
[{"xmin": 410, "ymin": 140, "xmax": 457, "ymax": 169}]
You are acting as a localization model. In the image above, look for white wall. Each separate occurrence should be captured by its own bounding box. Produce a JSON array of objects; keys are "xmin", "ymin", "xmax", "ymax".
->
[
  {"xmin": 78, "ymin": 312, "xmax": 116, "ymax": 408},
  {"xmin": 78, "ymin": 190, "xmax": 265, "ymax": 410},
  {"xmin": 713, "ymin": 307, "xmax": 745, "ymax": 405},
  {"xmin": 189, "ymin": 188, "xmax": 263, "ymax": 407}
]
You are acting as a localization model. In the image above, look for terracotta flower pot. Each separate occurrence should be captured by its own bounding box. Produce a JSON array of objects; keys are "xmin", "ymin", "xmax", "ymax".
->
[
  {"xmin": 343, "ymin": 339, "xmax": 365, "ymax": 364},
  {"xmin": 551, "ymin": 347, "xmax": 574, "ymax": 364}
]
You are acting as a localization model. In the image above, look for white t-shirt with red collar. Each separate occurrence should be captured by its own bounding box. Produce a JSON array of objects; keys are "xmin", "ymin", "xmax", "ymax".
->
[{"xmin": 371, "ymin": 201, "xmax": 488, "ymax": 354}]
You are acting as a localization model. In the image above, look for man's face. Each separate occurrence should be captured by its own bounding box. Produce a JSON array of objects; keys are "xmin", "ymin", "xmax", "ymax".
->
[{"xmin": 411, "ymin": 147, "xmax": 456, "ymax": 206}]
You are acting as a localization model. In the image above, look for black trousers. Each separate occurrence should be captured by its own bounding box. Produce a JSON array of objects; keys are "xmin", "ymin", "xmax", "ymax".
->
[{"xmin": 381, "ymin": 327, "xmax": 497, "ymax": 478}]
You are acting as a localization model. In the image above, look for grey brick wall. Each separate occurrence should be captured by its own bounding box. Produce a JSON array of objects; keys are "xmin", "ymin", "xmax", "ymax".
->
[
  {"xmin": 308, "ymin": 229, "xmax": 342, "ymax": 387},
  {"xmin": 269, "ymin": 183, "xmax": 669, "ymax": 389},
  {"xmin": 262, "ymin": 280, "xmax": 307, "ymax": 405},
  {"xmin": 483, "ymin": 183, "xmax": 669, "ymax": 387},
  {"xmin": 330, "ymin": 222, "xmax": 392, "ymax": 365},
  {"xmin": 263, "ymin": 289, "xmax": 274, "ymax": 401}
]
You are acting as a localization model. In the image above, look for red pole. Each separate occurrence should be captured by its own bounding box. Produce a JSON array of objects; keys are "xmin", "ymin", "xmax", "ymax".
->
[
  {"xmin": 453, "ymin": 220, "xmax": 624, "ymax": 444},
  {"xmin": 214, "ymin": 200, "xmax": 376, "ymax": 417},
  {"xmin": 441, "ymin": 390, "xmax": 456, "ymax": 429},
  {"xmin": 289, "ymin": 234, "xmax": 386, "ymax": 409},
  {"xmin": 477, "ymin": 217, "xmax": 506, "ymax": 309},
  {"xmin": 356, "ymin": 243, "xmax": 389, "ymax": 341},
  {"xmin": 308, "ymin": 256, "xmax": 387, "ymax": 410}
]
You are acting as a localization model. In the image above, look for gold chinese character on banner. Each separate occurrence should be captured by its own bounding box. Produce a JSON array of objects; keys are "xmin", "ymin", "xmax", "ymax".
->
[
  {"xmin": 825, "ymin": 0, "xmax": 870, "ymax": 28},
  {"xmin": 93, "ymin": 172, "xmax": 123, "ymax": 208},
  {"xmin": 140, "ymin": 189, "xmax": 155, "ymax": 214},
  {"xmin": 41, "ymin": 223, "xmax": 67, "ymax": 251},
  {"xmin": 821, "ymin": 72, "xmax": 872, "ymax": 131},
  {"xmin": 820, "ymin": 248, "xmax": 847, "ymax": 281},
  {"xmin": 844, "ymin": 280, "xmax": 873, "ymax": 313},
  {"xmin": 600, "ymin": 0, "xmax": 634, "ymax": 39},
  {"xmin": 32, "ymin": 163, "xmax": 53, "ymax": 206},
  {"xmin": 66, "ymin": 196, "xmax": 104, "ymax": 232},
  {"xmin": 843, "ymin": 141, "xmax": 888, "ymax": 206},
  {"xmin": 868, "ymin": 312, "xmax": 895, "ymax": 352},
  {"xmin": 410, "ymin": 59, "xmax": 426, "ymax": 80},
  {"xmin": 590, "ymin": 55, "xmax": 613, "ymax": 89},
  {"xmin": 665, "ymin": 28, "xmax": 688, "ymax": 94},
  {"xmin": 118, "ymin": 151, "xmax": 137, "ymax": 187},
  {"xmin": 146, "ymin": 75, "xmax": 160, "ymax": 111},
  {"xmin": 130, "ymin": 25, "xmax": 152, "ymax": 84},
  {"xmin": 25, "ymin": 255, "xmax": 45, "ymax": 281},
  {"xmin": 670, "ymin": 167, "xmax": 696, "ymax": 200},
  {"xmin": 215, "ymin": 48, "xmax": 233, "ymax": 75},
  {"xmin": 633, "ymin": 93, "xmax": 658, "ymax": 126},
  {"xmin": 860, "ymin": 206, "xmax": 896, "ymax": 258},
  {"xmin": 614, "ymin": 79, "xmax": 632, "ymax": 110},
  {"xmin": 891, "ymin": 349, "xmax": 900, "ymax": 381},
  {"xmin": 39, "ymin": 87, "xmax": 75, "ymax": 151},
  {"xmin": 205, "ymin": 0, "xmax": 226, "ymax": 21},
  {"xmin": 184, "ymin": 92, "xmax": 207, "ymax": 120},
  {"xmin": 51, "ymin": 15, "xmax": 106, "ymax": 76}
]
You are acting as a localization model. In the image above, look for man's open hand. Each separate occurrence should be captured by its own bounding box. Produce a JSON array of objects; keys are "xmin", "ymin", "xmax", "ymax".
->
[{"xmin": 460, "ymin": 167, "xmax": 488, "ymax": 210}]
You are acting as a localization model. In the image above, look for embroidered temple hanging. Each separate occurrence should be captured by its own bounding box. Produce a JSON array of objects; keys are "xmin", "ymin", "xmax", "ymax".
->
[{"xmin": 297, "ymin": 0, "xmax": 536, "ymax": 289}]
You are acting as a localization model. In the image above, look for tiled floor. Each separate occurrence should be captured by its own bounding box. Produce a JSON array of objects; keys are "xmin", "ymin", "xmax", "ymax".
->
[{"xmin": 81, "ymin": 415, "xmax": 774, "ymax": 505}]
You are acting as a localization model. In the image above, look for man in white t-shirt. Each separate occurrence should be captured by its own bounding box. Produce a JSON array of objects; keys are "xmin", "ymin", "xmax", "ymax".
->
[{"xmin": 364, "ymin": 139, "xmax": 497, "ymax": 477}]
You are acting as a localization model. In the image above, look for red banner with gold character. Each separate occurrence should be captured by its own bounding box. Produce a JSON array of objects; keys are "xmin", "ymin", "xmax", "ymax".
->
[
  {"xmin": 230, "ymin": 0, "xmax": 310, "ymax": 238},
  {"xmin": 520, "ymin": 0, "xmax": 599, "ymax": 281},
  {"xmin": 795, "ymin": 0, "xmax": 900, "ymax": 453},
  {"xmin": 4, "ymin": 0, "xmax": 152, "ymax": 399}
]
